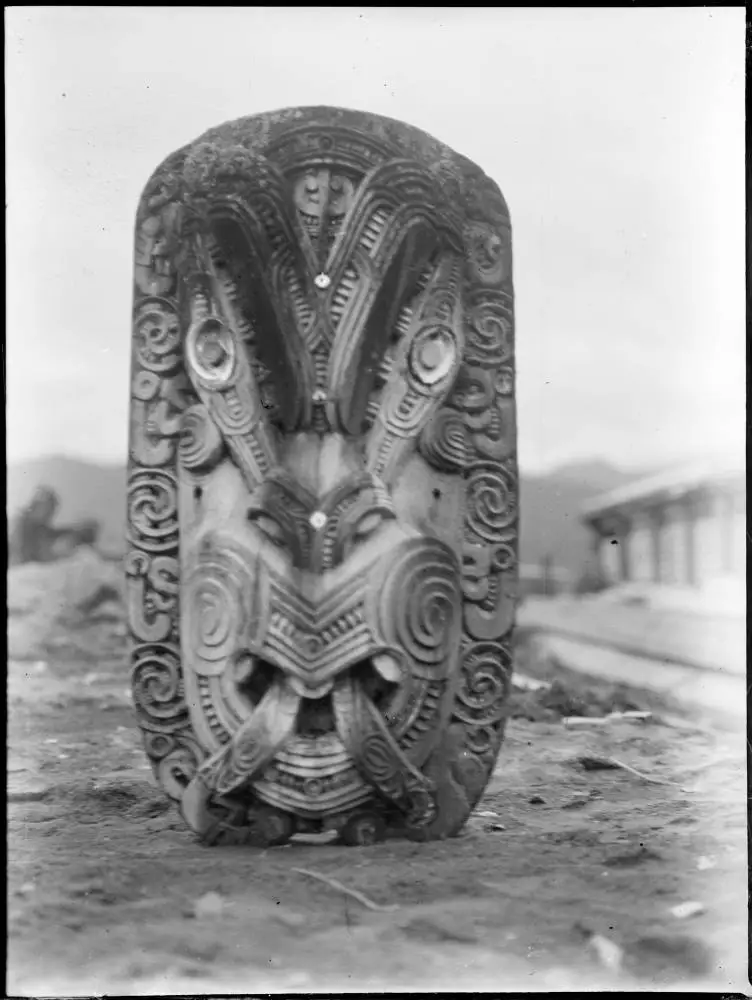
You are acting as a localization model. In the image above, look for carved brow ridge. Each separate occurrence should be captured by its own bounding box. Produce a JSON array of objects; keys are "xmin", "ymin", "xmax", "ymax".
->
[{"xmin": 250, "ymin": 469, "xmax": 388, "ymax": 517}]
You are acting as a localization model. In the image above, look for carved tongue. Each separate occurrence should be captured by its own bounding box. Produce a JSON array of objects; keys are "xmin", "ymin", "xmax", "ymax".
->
[{"xmin": 372, "ymin": 653, "xmax": 402, "ymax": 684}]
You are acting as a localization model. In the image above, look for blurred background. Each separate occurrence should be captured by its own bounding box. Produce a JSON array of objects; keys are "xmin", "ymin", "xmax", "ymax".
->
[{"xmin": 8, "ymin": 7, "xmax": 744, "ymax": 620}]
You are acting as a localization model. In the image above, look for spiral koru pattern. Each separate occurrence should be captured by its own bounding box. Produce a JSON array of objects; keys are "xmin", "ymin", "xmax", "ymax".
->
[
  {"xmin": 132, "ymin": 370, "xmax": 161, "ymax": 402},
  {"xmin": 465, "ymin": 462, "xmax": 518, "ymax": 542},
  {"xmin": 453, "ymin": 641, "xmax": 511, "ymax": 727},
  {"xmin": 143, "ymin": 730, "xmax": 177, "ymax": 761},
  {"xmin": 184, "ymin": 548, "xmax": 256, "ymax": 672},
  {"xmin": 491, "ymin": 541, "xmax": 517, "ymax": 573},
  {"xmin": 134, "ymin": 296, "xmax": 182, "ymax": 374},
  {"xmin": 377, "ymin": 538, "xmax": 462, "ymax": 670},
  {"xmin": 464, "ymin": 289, "xmax": 513, "ymax": 368},
  {"xmin": 125, "ymin": 549, "xmax": 150, "ymax": 578},
  {"xmin": 157, "ymin": 737, "xmax": 203, "ymax": 801},
  {"xmin": 132, "ymin": 643, "xmax": 189, "ymax": 728},
  {"xmin": 127, "ymin": 469, "xmax": 179, "ymax": 552},
  {"xmin": 179, "ymin": 404, "xmax": 225, "ymax": 471},
  {"xmin": 465, "ymin": 724, "xmax": 499, "ymax": 756},
  {"xmin": 419, "ymin": 408, "xmax": 472, "ymax": 473},
  {"xmin": 360, "ymin": 732, "xmax": 402, "ymax": 799}
]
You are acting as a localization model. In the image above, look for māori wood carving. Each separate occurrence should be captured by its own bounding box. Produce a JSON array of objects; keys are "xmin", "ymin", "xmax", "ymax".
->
[{"xmin": 127, "ymin": 106, "xmax": 517, "ymax": 847}]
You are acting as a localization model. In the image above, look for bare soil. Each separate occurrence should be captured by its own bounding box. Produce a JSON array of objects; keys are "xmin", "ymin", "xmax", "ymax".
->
[{"xmin": 7, "ymin": 561, "xmax": 749, "ymax": 995}]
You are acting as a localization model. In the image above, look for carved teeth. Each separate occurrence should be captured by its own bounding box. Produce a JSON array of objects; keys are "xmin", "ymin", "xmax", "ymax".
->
[{"xmin": 372, "ymin": 653, "xmax": 402, "ymax": 684}]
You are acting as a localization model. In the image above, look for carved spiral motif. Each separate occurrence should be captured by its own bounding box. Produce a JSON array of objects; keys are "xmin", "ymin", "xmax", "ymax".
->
[
  {"xmin": 157, "ymin": 739, "xmax": 203, "ymax": 800},
  {"xmin": 419, "ymin": 408, "xmax": 472, "ymax": 472},
  {"xmin": 491, "ymin": 541, "xmax": 516, "ymax": 573},
  {"xmin": 188, "ymin": 576, "xmax": 239, "ymax": 665},
  {"xmin": 148, "ymin": 555, "xmax": 180, "ymax": 604},
  {"xmin": 134, "ymin": 297, "xmax": 182, "ymax": 374},
  {"xmin": 132, "ymin": 643, "xmax": 188, "ymax": 727},
  {"xmin": 125, "ymin": 549, "xmax": 150, "ymax": 578},
  {"xmin": 184, "ymin": 547, "xmax": 259, "ymax": 673},
  {"xmin": 453, "ymin": 641, "xmax": 511, "ymax": 727},
  {"xmin": 464, "ymin": 290, "xmax": 513, "ymax": 368},
  {"xmin": 360, "ymin": 732, "xmax": 401, "ymax": 797},
  {"xmin": 143, "ymin": 731, "xmax": 177, "ymax": 760},
  {"xmin": 465, "ymin": 462, "xmax": 518, "ymax": 542},
  {"xmin": 127, "ymin": 469, "xmax": 179, "ymax": 552},
  {"xmin": 132, "ymin": 370, "xmax": 161, "ymax": 402},
  {"xmin": 179, "ymin": 404, "xmax": 225, "ymax": 471},
  {"xmin": 465, "ymin": 724, "xmax": 499, "ymax": 755},
  {"xmin": 376, "ymin": 539, "xmax": 461, "ymax": 671}
]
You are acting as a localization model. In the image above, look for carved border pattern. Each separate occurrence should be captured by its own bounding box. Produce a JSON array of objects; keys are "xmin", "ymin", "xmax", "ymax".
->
[
  {"xmin": 129, "ymin": 197, "xmax": 202, "ymax": 799},
  {"xmin": 129, "ymin": 107, "xmax": 517, "ymax": 833},
  {"xmin": 416, "ymin": 168, "xmax": 517, "ymax": 825}
]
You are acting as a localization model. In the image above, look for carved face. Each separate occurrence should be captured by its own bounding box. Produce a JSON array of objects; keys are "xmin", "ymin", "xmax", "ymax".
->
[{"xmin": 128, "ymin": 109, "xmax": 517, "ymax": 844}]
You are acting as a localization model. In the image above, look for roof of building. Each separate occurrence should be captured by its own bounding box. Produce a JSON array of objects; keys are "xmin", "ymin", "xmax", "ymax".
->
[{"xmin": 581, "ymin": 452, "xmax": 745, "ymax": 521}]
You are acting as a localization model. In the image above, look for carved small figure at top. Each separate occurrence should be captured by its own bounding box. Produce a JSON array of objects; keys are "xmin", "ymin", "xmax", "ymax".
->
[{"xmin": 127, "ymin": 106, "xmax": 518, "ymax": 847}]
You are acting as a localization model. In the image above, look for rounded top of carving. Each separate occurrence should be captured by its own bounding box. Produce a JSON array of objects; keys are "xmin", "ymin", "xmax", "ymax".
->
[{"xmin": 138, "ymin": 106, "xmax": 510, "ymax": 227}]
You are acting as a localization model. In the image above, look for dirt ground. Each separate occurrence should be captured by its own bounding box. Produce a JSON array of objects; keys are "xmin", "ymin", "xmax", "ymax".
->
[{"xmin": 7, "ymin": 557, "xmax": 750, "ymax": 995}]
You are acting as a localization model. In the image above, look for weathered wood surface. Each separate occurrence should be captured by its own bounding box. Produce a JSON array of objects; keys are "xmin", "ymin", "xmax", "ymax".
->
[{"xmin": 127, "ymin": 107, "xmax": 517, "ymax": 845}]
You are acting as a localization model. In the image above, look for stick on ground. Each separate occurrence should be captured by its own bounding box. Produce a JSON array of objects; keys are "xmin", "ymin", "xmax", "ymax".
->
[{"xmin": 292, "ymin": 867, "xmax": 400, "ymax": 912}]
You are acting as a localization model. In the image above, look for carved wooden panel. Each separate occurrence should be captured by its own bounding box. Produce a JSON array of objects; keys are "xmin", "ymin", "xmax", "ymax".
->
[{"xmin": 127, "ymin": 106, "xmax": 517, "ymax": 846}]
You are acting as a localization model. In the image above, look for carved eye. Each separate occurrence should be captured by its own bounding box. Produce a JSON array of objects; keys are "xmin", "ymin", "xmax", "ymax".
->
[
  {"xmin": 248, "ymin": 511, "xmax": 287, "ymax": 548},
  {"xmin": 409, "ymin": 327, "xmax": 457, "ymax": 386},
  {"xmin": 352, "ymin": 511, "xmax": 386, "ymax": 544}
]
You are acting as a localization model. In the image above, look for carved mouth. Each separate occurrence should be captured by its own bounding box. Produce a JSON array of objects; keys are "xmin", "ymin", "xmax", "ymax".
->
[
  {"xmin": 297, "ymin": 694, "xmax": 335, "ymax": 737},
  {"xmin": 235, "ymin": 656, "xmax": 400, "ymax": 736}
]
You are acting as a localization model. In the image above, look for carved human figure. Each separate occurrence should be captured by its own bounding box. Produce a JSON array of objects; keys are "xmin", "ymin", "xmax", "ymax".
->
[{"xmin": 127, "ymin": 107, "xmax": 517, "ymax": 846}]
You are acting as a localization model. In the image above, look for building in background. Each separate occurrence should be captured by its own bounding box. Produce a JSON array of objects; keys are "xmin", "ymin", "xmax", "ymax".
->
[
  {"xmin": 581, "ymin": 455, "xmax": 745, "ymax": 609},
  {"xmin": 518, "ymin": 559, "xmax": 573, "ymax": 600}
]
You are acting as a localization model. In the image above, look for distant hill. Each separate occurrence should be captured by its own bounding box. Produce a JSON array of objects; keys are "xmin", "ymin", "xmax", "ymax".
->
[
  {"xmin": 6, "ymin": 455, "xmax": 637, "ymax": 579},
  {"xmin": 520, "ymin": 461, "xmax": 635, "ymax": 581}
]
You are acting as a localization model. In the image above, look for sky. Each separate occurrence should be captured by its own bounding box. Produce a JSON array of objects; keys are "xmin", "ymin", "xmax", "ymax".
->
[{"xmin": 6, "ymin": 7, "xmax": 745, "ymax": 474}]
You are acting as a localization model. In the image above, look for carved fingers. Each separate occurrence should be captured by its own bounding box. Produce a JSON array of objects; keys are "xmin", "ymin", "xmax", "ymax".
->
[
  {"xmin": 332, "ymin": 675, "xmax": 437, "ymax": 828},
  {"xmin": 193, "ymin": 679, "xmax": 301, "ymax": 798}
]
